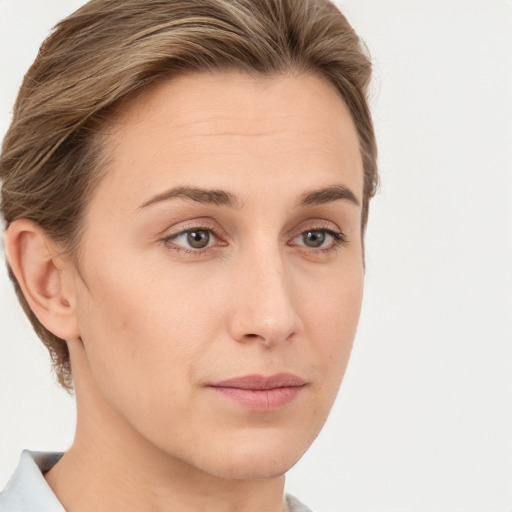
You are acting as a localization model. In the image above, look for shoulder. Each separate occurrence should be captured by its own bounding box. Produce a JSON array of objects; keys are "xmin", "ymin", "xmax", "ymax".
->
[
  {"xmin": 285, "ymin": 493, "xmax": 316, "ymax": 512},
  {"xmin": 0, "ymin": 451, "xmax": 64, "ymax": 511}
]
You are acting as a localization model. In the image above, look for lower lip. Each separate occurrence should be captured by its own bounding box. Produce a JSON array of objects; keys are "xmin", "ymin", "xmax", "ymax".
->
[{"xmin": 210, "ymin": 386, "xmax": 303, "ymax": 412}]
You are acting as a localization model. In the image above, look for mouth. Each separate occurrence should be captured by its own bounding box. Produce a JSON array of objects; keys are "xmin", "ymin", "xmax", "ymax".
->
[{"xmin": 208, "ymin": 373, "xmax": 306, "ymax": 412}]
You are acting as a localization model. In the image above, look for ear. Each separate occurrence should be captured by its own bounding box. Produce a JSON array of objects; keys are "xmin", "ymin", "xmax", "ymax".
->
[{"xmin": 4, "ymin": 219, "xmax": 80, "ymax": 341}]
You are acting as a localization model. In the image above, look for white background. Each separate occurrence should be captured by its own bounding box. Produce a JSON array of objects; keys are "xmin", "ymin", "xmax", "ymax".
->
[{"xmin": 1, "ymin": 1, "xmax": 511, "ymax": 511}]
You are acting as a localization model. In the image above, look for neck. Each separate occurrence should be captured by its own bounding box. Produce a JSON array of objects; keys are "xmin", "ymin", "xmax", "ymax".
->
[{"xmin": 45, "ymin": 345, "xmax": 287, "ymax": 512}]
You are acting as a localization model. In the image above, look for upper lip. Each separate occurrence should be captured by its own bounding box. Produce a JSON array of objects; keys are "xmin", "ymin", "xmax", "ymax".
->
[{"xmin": 210, "ymin": 373, "xmax": 305, "ymax": 390}]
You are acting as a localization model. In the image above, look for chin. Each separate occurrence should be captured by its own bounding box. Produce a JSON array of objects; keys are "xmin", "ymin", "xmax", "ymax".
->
[
  {"xmin": 201, "ymin": 450, "xmax": 301, "ymax": 481},
  {"xmin": 187, "ymin": 429, "xmax": 313, "ymax": 481}
]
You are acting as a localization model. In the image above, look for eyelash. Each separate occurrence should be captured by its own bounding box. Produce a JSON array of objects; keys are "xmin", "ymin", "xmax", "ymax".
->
[
  {"xmin": 160, "ymin": 223, "xmax": 225, "ymax": 256},
  {"xmin": 160, "ymin": 223, "xmax": 347, "ymax": 256},
  {"xmin": 289, "ymin": 227, "xmax": 347, "ymax": 253}
]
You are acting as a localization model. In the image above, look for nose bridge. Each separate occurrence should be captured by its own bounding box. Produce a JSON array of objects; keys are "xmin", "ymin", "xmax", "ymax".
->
[{"xmin": 230, "ymin": 237, "xmax": 299, "ymax": 346}]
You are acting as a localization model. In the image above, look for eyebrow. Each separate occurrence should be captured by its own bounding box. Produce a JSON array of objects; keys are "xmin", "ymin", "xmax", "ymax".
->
[
  {"xmin": 138, "ymin": 186, "xmax": 242, "ymax": 210},
  {"xmin": 296, "ymin": 184, "xmax": 360, "ymax": 207},
  {"xmin": 137, "ymin": 183, "xmax": 360, "ymax": 211}
]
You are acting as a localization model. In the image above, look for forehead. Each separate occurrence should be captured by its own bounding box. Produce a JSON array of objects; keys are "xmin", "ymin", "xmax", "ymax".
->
[
  {"xmin": 115, "ymin": 71, "xmax": 359, "ymax": 146},
  {"xmin": 94, "ymin": 71, "xmax": 363, "ymax": 210}
]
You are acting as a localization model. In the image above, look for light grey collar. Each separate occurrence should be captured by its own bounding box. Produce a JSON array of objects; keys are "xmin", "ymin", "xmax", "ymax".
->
[{"xmin": 0, "ymin": 450, "xmax": 65, "ymax": 511}]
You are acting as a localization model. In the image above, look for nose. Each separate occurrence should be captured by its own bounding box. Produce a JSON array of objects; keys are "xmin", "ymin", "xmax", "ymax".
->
[{"xmin": 228, "ymin": 248, "xmax": 301, "ymax": 348}]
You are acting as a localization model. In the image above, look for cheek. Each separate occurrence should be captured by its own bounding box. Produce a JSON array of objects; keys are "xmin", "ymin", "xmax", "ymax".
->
[
  {"xmin": 74, "ymin": 258, "xmax": 223, "ymax": 393},
  {"xmin": 301, "ymin": 264, "xmax": 363, "ymax": 391},
  {"xmin": 306, "ymin": 262, "xmax": 363, "ymax": 340}
]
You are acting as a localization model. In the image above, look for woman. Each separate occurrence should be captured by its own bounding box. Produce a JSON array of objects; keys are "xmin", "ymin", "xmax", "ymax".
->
[{"xmin": 0, "ymin": 0, "xmax": 377, "ymax": 510}]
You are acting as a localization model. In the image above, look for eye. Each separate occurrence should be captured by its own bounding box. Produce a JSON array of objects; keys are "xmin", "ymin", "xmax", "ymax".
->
[
  {"xmin": 292, "ymin": 229, "xmax": 345, "ymax": 250},
  {"xmin": 302, "ymin": 230, "xmax": 327, "ymax": 247},
  {"xmin": 164, "ymin": 228, "xmax": 217, "ymax": 251}
]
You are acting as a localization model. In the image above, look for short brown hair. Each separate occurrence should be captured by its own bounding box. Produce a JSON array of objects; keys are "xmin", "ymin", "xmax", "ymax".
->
[{"xmin": 0, "ymin": 0, "xmax": 378, "ymax": 390}]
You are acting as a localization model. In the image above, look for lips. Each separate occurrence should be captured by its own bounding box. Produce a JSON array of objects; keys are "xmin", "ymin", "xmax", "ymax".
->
[{"xmin": 208, "ymin": 373, "xmax": 305, "ymax": 412}]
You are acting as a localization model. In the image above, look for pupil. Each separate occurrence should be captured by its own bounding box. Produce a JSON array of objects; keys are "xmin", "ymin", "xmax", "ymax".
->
[
  {"xmin": 304, "ymin": 230, "xmax": 325, "ymax": 247},
  {"xmin": 187, "ymin": 230, "xmax": 210, "ymax": 248}
]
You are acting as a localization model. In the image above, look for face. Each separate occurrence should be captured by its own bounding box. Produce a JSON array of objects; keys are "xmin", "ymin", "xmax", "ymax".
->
[{"xmin": 70, "ymin": 71, "xmax": 364, "ymax": 479}]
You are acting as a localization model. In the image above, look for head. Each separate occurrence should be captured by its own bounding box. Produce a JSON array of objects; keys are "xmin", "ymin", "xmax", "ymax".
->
[{"xmin": 1, "ymin": 0, "xmax": 377, "ymax": 479}]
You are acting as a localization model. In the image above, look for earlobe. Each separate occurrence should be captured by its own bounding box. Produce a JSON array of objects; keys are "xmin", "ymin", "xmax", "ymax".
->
[{"xmin": 4, "ymin": 219, "xmax": 80, "ymax": 340}]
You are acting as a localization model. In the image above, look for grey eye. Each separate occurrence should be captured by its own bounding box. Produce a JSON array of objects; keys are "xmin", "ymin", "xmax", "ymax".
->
[
  {"xmin": 186, "ymin": 230, "xmax": 210, "ymax": 248},
  {"xmin": 302, "ymin": 230, "xmax": 326, "ymax": 247}
]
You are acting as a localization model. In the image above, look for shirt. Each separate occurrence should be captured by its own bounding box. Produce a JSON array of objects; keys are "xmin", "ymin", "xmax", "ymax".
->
[{"xmin": 0, "ymin": 451, "xmax": 313, "ymax": 511}]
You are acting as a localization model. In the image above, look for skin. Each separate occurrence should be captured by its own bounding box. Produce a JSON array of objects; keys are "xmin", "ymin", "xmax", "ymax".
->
[{"xmin": 6, "ymin": 71, "xmax": 364, "ymax": 512}]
